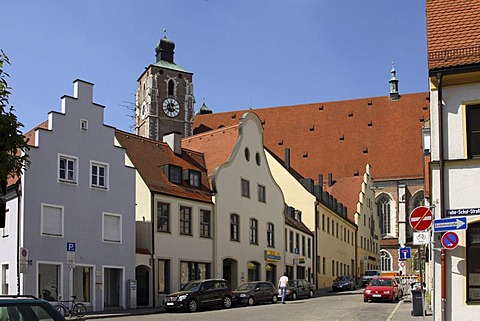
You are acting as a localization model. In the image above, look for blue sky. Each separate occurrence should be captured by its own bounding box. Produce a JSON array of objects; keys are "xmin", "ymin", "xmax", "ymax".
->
[{"xmin": 3, "ymin": 0, "xmax": 428, "ymax": 133}]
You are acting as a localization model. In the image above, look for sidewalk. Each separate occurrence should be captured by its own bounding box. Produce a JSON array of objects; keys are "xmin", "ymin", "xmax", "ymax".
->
[{"xmin": 388, "ymin": 295, "xmax": 433, "ymax": 321}]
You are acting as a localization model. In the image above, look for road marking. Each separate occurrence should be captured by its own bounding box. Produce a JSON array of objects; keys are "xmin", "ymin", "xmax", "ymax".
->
[{"xmin": 386, "ymin": 300, "xmax": 402, "ymax": 321}]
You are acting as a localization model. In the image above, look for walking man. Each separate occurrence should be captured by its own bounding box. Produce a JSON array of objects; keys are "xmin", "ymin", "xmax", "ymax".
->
[{"xmin": 278, "ymin": 272, "xmax": 289, "ymax": 304}]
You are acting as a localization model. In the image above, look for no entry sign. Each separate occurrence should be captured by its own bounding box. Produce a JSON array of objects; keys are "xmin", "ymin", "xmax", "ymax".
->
[
  {"xmin": 441, "ymin": 231, "xmax": 459, "ymax": 250},
  {"xmin": 410, "ymin": 206, "xmax": 433, "ymax": 231}
]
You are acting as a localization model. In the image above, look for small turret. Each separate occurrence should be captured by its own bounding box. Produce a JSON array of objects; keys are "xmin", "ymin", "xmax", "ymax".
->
[{"xmin": 389, "ymin": 63, "xmax": 400, "ymax": 101}]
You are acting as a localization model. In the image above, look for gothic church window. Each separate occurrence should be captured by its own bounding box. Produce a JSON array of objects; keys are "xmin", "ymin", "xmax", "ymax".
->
[
  {"xmin": 168, "ymin": 79, "xmax": 175, "ymax": 96},
  {"xmin": 380, "ymin": 250, "xmax": 392, "ymax": 272},
  {"xmin": 377, "ymin": 195, "xmax": 392, "ymax": 236}
]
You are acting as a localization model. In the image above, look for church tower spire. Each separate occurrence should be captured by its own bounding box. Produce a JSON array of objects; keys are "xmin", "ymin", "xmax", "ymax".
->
[{"xmin": 389, "ymin": 63, "xmax": 400, "ymax": 101}]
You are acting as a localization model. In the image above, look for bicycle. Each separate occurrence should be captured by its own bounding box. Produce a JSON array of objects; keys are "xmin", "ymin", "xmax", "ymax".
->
[{"xmin": 55, "ymin": 295, "xmax": 87, "ymax": 318}]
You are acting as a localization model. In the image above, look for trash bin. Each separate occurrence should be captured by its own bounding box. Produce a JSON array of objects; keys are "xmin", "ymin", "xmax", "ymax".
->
[{"xmin": 411, "ymin": 289, "xmax": 425, "ymax": 316}]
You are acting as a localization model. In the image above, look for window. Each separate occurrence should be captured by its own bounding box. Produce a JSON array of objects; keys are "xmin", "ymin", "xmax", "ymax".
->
[
  {"xmin": 301, "ymin": 235, "xmax": 306, "ymax": 256},
  {"xmin": 267, "ymin": 223, "xmax": 274, "ymax": 247},
  {"xmin": 245, "ymin": 147, "xmax": 250, "ymax": 161},
  {"xmin": 327, "ymin": 217, "xmax": 330, "ymax": 233},
  {"xmin": 250, "ymin": 218, "xmax": 258, "ymax": 244},
  {"xmin": 258, "ymin": 184, "xmax": 266, "ymax": 202},
  {"xmin": 230, "ymin": 214, "xmax": 239, "ymax": 241},
  {"xmin": 168, "ymin": 79, "xmax": 175, "ymax": 96},
  {"xmin": 58, "ymin": 154, "xmax": 77, "ymax": 183},
  {"xmin": 72, "ymin": 266, "xmax": 92, "ymax": 303},
  {"xmin": 189, "ymin": 170, "xmax": 201, "ymax": 187},
  {"xmin": 38, "ymin": 263, "xmax": 60, "ymax": 301},
  {"xmin": 158, "ymin": 259, "xmax": 170, "ymax": 294},
  {"xmin": 157, "ymin": 202, "xmax": 170, "ymax": 232},
  {"xmin": 200, "ymin": 209, "xmax": 211, "ymax": 238},
  {"xmin": 307, "ymin": 238, "xmax": 311, "ymax": 258},
  {"xmin": 381, "ymin": 250, "xmax": 392, "ymax": 272},
  {"xmin": 1, "ymin": 264, "xmax": 8, "ymax": 294},
  {"xmin": 322, "ymin": 214, "xmax": 325, "ymax": 231},
  {"xmin": 103, "ymin": 213, "xmax": 121, "ymax": 243},
  {"xmin": 467, "ymin": 105, "xmax": 480, "ymax": 159},
  {"xmin": 378, "ymin": 195, "xmax": 392, "ymax": 235},
  {"xmin": 180, "ymin": 261, "xmax": 210, "ymax": 285},
  {"xmin": 180, "ymin": 206, "xmax": 192, "ymax": 235},
  {"xmin": 289, "ymin": 230, "xmax": 294, "ymax": 253},
  {"xmin": 41, "ymin": 204, "xmax": 64, "ymax": 237},
  {"xmin": 331, "ymin": 260, "xmax": 335, "ymax": 276},
  {"xmin": 1, "ymin": 207, "xmax": 8, "ymax": 237},
  {"xmin": 467, "ymin": 222, "xmax": 480, "ymax": 302},
  {"xmin": 322, "ymin": 257, "xmax": 326, "ymax": 275},
  {"xmin": 241, "ymin": 179, "xmax": 250, "ymax": 197},
  {"xmin": 80, "ymin": 119, "xmax": 88, "ymax": 130},
  {"xmin": 168, "ymin": 165, "xmax": 182, "ymax": 184},
  {"xmin": 296, "ymin": 233, "xmax": 300, "ymax": 252},
  {"xmin": 91, "ymin": 161, "xmax": 108, "ymax": 189}
]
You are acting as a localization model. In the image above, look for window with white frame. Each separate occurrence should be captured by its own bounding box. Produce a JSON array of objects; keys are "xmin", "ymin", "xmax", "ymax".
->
[
  {"xmin": 200, "ymin": 209, "xmax": 211, "ymax": 238},
  {"xmin": 189, "ymin": 170, "xmax": 201, "ymax": 188},
  {"xmin": 241, "ymin": 179, "xmax": 250, "ymax": 198},
  {"xmin": 41, "ymin": 204, "xmax": 64, "ymax": 237},
  {"xmin": 230, "ymin": 213, "xmax": 239, "ymax": 241},
  {"xmin": 1, "ymin": 207, "xmax": 9, "ymax": 237},
  {"xmin": 377, "ymin": 195, "xmax": 392, "ymax": 236},
  {"xmin": 58, "ymin": 154, "xmax": 77, "ymax": 183},
  {"xmin": 249, "ymin": 218, "xmax": 258, "ymax": 244},
  {"xmin": 180, "ymin": 206, "xmax": 192, "ymax": 236},
  {"xmin": 91, "ymin": 161, "xmax": 108, "ymax": 189},
  {"xmin": 72, "ymin": 266, "xmax": 92, "ymax": 303},
  {"xmin": 267, "ymin": 223, "xmax": 274, "ymax": 247},
  {"xmin": 258, "ymin": 184, "xmax": 266, "ymax": 202},
  {"xmin": 38, "ymin": 263, "xmax": 60, "ymax": 301},
  {"xmin": 380, "ymin": 250, "xmax": 392, "ymax": 272},
  {"xmin": 103, "ymin": 213, "xmax": 121, "ymax": 243},
  {"xmin": 1, "ymin": 264, "xmax": 8, "ymax": 294}
]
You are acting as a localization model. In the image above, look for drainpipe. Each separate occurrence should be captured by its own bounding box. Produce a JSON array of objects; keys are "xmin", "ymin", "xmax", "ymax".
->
[
  {"xmin": 150, "ymin": 191, "xmax": 156, "ymax": 307},
  {"xmin": 314, "ymin": 202, "xmax": 319, "ymax": 289},
  {"xmin": 14, "ymin": 183, "xmax": 21, "ymax": 295},
  {"xmin": 436, "ymin": 72, "xmax": 446, "ymax": 321}
]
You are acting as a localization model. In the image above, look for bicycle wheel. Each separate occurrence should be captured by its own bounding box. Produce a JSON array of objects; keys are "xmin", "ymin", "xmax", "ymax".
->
[
  {"xmin": 73, "ymin": 303, "xmax": 87, "ymax": 317},
  {"xmin": 55, "ymin": 304, "xmax": 67, "ymax": 317}
]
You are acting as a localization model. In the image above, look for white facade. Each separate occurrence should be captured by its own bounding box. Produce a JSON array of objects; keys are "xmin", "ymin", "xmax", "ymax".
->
[{"xmin": 0, "ymin": 80, "xmax": 136, "ymax": 312}]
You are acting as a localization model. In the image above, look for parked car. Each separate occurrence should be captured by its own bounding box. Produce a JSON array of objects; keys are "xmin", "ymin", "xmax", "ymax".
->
[
  {"xmin": 233, "ymin": 281, "xmax": 278, "ymax": 306},
  {"xmin": 332, "ymin": 275, "xmax": 356, "ymax": 291},
  {"xmin": 0, "ymin": 294, "xmax": 66, "ymax": 321},
  {"xmin": 278, "ymin": 279, "xmax": 315, "ymax": 300},
  {"xmin": 393, "ymin": 277, "xmax": 407, "ymax": 298},
  {"xmin": 363, "ymin": 277, "xmax": 399, "ymax": 302},
  {"xmin": 361, "ymin": 270, "xmax": 381, "ymax": 286},
  {"xmin": 163, "ymin": 279, "xmax": 234, "ymax": 312}
]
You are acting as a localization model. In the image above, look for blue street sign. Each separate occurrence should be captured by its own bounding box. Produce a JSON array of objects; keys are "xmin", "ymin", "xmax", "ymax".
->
[
  {"xmin": 433, "ymin": 217, "xmax": 467, "ymax": 233},
  {"xmin": 294, "ymin": 248, "xmax": 300, "ymax": 255},
  {"xmin": 66, "ymin": 242, "xmax": 76, "ymax": 252},
  {"xmin": 399, "ymin": 247, "xmax": 411, "ymax": 260}
]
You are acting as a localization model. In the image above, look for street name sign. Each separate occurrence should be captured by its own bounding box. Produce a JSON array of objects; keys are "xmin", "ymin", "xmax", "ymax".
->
[
  {"xmin": 410, "ymin": 206, "xmax": 433, "ymax": 231},
  {"xmin": 433, "ymin": 217, "xmax": 467, "ymax": 233},
  {"xmin": 446, "ymin": 208, "xmax": 480, "ymax": 217},
  {"xmin": 441, "ymin": 231, "xmax": 459, "ymax": 250}
]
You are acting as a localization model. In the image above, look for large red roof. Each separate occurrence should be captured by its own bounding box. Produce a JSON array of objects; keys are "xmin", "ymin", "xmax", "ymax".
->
[{"xmin": 193, "ymin": 93, "xmax": 429, "ymax": 182}]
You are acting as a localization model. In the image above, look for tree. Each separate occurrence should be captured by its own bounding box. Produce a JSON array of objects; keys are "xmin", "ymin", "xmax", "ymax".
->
[{"xmin": 0, "ymin": 50, "xmax": 30, "ymax": 227}]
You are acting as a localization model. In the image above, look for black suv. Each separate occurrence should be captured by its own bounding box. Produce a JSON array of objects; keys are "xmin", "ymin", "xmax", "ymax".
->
[
  {"xmin": 163, "ymin": 279, "xmax": 234, "ymax": 312},
  {"xmin": 0, "ymin": 294, "xmax": 66, "ymax": 321}
]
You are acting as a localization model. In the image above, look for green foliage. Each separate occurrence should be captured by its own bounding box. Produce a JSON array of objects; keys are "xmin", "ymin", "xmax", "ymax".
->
[{"xmin": 0, "ymin": 50, "xmax": 30, "ymax": 182}]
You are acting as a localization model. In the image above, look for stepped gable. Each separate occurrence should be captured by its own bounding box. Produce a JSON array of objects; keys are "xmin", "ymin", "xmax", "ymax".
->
[
  {"xmin": 194, "ymin": 93, "xmax": 429, "ymax": 181},
  {"xmin": 427, "ymin": 0, "xmax": 480, "ymax": 70},
  {"xmin": 324, "ymin": 175, "xmax": 365, "ymax": 222},
  {"xmin": 182, "ymin": 124, "xmax": 239, "ymax": 188},
  {"xmin": 114, "ymin": 129, "xmax": 211, "ymax": 203}
]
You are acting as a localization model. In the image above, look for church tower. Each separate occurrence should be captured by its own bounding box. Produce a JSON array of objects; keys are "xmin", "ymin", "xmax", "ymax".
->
[{"xmin": 135, "ymin": 32, "xmax": 195, "ymax": 139}]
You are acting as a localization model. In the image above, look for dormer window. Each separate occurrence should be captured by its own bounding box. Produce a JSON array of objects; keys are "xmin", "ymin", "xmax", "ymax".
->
[
  {"xmin": 188, "ymin": 170, "xmax": 201, "ymax": 187},
  {"xmin": 168, "ymin": 165, "xmax": 182, "ymax": 184}
]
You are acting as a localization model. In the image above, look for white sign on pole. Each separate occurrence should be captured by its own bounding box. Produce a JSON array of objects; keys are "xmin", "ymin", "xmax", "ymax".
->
[
  {"xmin": 19, "ymin": 247, "xmax": 28, "ymax": 274},
  {"xmin": 413, "ymin": 231, "xmax": 430, "ymax": 245}
]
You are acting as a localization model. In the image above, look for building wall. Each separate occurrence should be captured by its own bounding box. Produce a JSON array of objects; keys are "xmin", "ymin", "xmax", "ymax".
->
[
  {"xmin": 16, "ymin": 80, "xmax": 136, "ymax": 311},
  {"xmin": 213, "ymin": 113, "xmax": 286, "ymax": 288}
]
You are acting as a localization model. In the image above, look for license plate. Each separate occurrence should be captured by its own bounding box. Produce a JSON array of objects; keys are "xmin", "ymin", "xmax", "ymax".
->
[
  {"xmin": 373, "ymin": 294, "xmax": 381, "ymax": 298},
  {"xmin": 166, "ymin": 302, "xmax": 174, "ymax": 306}
]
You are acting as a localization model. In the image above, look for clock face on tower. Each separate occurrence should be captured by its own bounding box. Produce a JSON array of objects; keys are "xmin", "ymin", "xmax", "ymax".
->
[{"xmin": 162, "ymin": 98, "xmax": 180, "ymax": 118}]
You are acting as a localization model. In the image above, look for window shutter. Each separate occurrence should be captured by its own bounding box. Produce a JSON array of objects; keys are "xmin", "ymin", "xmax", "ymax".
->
[
  {"xmin": 43, "ymin": 206, "xmax": 62, "ymax": 236},
  {"xmin": 104, "ymin": 214, "xmax": 121, "ymax": 242}
]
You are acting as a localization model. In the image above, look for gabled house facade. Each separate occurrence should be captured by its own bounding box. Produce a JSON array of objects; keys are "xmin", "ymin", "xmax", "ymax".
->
[
  {"xmin": 426, "ymin": 1, "xmax": 480, "ymax": 320},
  {"xmin": 0, "ymin": 80, "xmax": 136, "ymax": 312},
  {"xmin": 114, "ymin": 130, "xmax": 213, "ymax": 307}
]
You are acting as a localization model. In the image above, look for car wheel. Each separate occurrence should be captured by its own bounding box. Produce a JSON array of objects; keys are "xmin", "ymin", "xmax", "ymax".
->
[
  {"xmin": 364, "ymin": 298, "xmax": 368, "ymax": 303},
  {"xmin": 247, "ymin": 296, "xmax": 255, "ymax": 306},
  {"xmin": 222, "ymin": 296, "xmax": 232, "ymax": 309},
  {"xmin": 187, "ymin": 299, "xmax": 198, "ymax": 312},
  {"xmin": 272, "ymin": 294, "xmax": 278, "ymax": 303},
  {"xmin": 292, "ymin": 292, "xmax": 297, "ymax": 300},
  {"xmin": 308, "ymin": 290, "xmax": 314, "ymax": 298}
]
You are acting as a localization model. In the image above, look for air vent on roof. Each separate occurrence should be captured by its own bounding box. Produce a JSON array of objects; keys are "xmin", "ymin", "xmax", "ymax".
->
[
  {"xmin": 231, "ymin": 113, "xmax": 236, "ymax": 119},
  {"xmin": 303, "ymin": 151, "xmax": 308, "ymax": 158},
  {"xmin": 363, "ymin": 147, "xmax": 368, "ymax": 154},
  {"xmin": 368, "ymin": 121, "xmax": 373, "ymax": 127},
  {"xmin": 261, "ymin": 119, "xmax": 266, "ymax": 125},
  {"xmin": 178, "ymin": 74, "xmax": 183, "ymax": 78},
  {"xmin": 319, "ymin": 105, "xmax": 324, "ymax": 111},
  {"xmin": 423, "ymin": 105, "xmax": 428, "ymax": 110},
  {"xmin": 310, "ymin": 125, "xmax": 315, "ymax": 131},
  {"xmin": 420, "ymin": 117, "xmax": 425, "ymax": 122},
  {"xmin": 339, "ymin": 135, "xmax": 344, "ymax": 141},
  {"xmin": 368, "ymin": 100, "xmax": 373, "ymax": 106},
  {"xmin": 348, "ymin": 112, "xmax": 353, "ymax": 117},
  {"xmin": 354, "ymin": 170, "xmax": 359, "ymax": 176},
  {"xmin": 278, "ymin": 139, "xmax": 284, "ymax": 146}
]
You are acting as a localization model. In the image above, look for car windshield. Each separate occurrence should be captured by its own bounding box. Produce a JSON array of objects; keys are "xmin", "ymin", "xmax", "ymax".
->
[
  {"xmin": 365, "ymin": 271, "xmax": 378, "ymax": 276},
  {"xmin": 181, "ymin": 281, "xmax": 202, "ymax": 291},
  {"xmin": 237, "ymin": 283, "xmax": 256, "ymax": 291},
  {"xmin": 370, "ymin": 279, "xmax": 392, "ymax": 287},
  {"xmin": 290, "ymin": 280, "xmax": 299, "ymax": 287},
  {"xmin": 334, "ymin": 276, "xmax": 349, "ymax": 282}
]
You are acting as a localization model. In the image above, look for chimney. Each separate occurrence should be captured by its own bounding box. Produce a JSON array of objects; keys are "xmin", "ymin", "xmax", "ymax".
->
[
  {"xmin": 285, "ymin": 148, "xmax": 290, "ymax": 169},
  {"xmin": 163, "ymin": 131, "xmax": 182, "ymax": 155},
  {"xmin": 328, "ymin": 173, "xmax": 333, "ymax": 187}
]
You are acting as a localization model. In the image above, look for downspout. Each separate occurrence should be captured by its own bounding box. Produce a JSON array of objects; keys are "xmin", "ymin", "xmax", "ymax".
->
[
  {"xmin": 436, "ymin": 72, "xmax": 446, "ymax": 321},
  {"xmin": 14, "ymin": 183, "xmax": 21, "ymax": 295},
  {"xmin": 150, "ymin": 191, "xmax": 156, "ymax": 307},
  {"xmin": 314, "ymin": 202, "xmax": 319, "ymax": 289}
]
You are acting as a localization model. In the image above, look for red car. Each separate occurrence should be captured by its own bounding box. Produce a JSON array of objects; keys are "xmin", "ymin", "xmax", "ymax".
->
[{"xmin": 363, "ymin": 277, "xmax": 399, "ymax": 302}]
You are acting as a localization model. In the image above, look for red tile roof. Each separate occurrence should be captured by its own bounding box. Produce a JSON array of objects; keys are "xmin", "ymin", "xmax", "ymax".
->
[
  {"xmin": 114, "ymin": 129, "xmax": 212, "ymax": 203},
  {"xmin": 324, "ymin": 175, "xmax": 365, "ymax": 222},
  {"xmin": 193, "ymin": 93, "xmax": 429, "ymax": 182},
  {"xmin": 427, "ymin": 0, "xmax": 480, "ymax": 70}
]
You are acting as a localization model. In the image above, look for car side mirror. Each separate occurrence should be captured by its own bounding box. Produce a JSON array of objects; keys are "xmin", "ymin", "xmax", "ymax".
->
[{"xmin": 255, "ymin": 288, "xmax": 260, "ymax": 291}]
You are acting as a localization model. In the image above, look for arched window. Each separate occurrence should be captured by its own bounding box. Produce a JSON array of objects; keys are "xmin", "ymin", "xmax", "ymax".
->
[
  {"xmin": 381, "ymin": 250, "xmax": 392, "ymax": 272},
  {"xmin": 377, "ymin": 195, "xmax": 392, "ymax": 236},
  {"xmin": 167, "ymin": 79, "xmax": 175, "ymax": 96}
]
